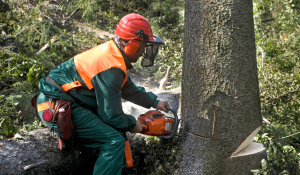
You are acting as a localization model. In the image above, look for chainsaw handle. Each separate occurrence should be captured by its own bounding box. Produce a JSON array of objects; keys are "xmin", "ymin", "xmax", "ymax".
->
[
  {"xmin": 160, "ymin": 107, "xmax": 179, "ymax": 139},
  {"xmin": 141, "ymin": 125, "xmax": 148, "ymax": 131}
]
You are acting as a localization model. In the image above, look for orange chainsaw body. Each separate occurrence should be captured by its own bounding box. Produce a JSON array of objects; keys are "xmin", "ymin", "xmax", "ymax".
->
[{"xmin": 138, "ymin": 110, "xmax": 174, "ymax": 136}]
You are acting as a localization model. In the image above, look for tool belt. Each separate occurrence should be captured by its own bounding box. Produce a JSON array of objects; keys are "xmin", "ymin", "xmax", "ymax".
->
[{"xmin": 31, "ymin": 76, "xmax": 74, "ymax": 150}]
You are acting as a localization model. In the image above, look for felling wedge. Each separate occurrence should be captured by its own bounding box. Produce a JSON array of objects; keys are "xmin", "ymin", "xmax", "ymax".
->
[
  {"xmin": 231, "ymin": 142, "xmax": 265, "ymax": 158},
  {"xmin": 230, "ymin": 126, "xmax": 265, "ymax": 158}
]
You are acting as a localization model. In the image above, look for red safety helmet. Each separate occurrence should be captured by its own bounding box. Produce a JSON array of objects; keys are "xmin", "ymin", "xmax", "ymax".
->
[
  {"xmin": 115, "ymin": 13, "xmax": 153, "ymax": 40},
  {"xmin": 115, "ymin": 13, "xmax": 165, "ymax": 67}
]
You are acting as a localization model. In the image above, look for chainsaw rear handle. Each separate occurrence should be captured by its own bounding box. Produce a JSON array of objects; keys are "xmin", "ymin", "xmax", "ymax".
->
[
  {"xmin": 141, "ymin": 125, "xmax": 148, "ymax": 131},
  {"xmin": 160, "ymin": 107, "xmax": 179, "ymax": 139}
]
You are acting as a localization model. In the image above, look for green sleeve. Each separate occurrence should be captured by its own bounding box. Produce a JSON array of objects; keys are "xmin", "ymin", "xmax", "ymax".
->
[
  {"xmin": 91, "ymin": 68, "xmax": 136, "ymax": 132},
  {"xmin": 121, "ymin": 75, "xmax": 159, "ymax": 109}
]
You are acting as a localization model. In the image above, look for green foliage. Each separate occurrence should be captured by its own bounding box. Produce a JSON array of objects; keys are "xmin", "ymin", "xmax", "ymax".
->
[
  {"xmin": 0, "ymin": 53, "xmax": 43, "ymax": 85},
  {"xmin": 0, "ymin": 0, "xmax": 101, "ymax": 139},
  {"xmin": 254, "ymin": 0, "xmax": 300, "ymax": 173},
  {"xmin": 0, "ymin": 116, "xmax": 18, "ymax": 137},
  {"xmin": 0, "ymin": 80, "xmax": 44, "ymax": 138},
  {"xmin": 0, "ymin": 94, "xmax": 21, "ymax": 138},
  {"xmin": 253, "ymin": 134, "xmax": 300, "ymax": 174},
  {"xmin": 251, "ymin": 159, "xmax": 272, "ymax": 175},
  {"xmin": 141, "ymin": 136, "xmax": 181, "ymax": 175},
  {"xmin": 148, "ymin": 1, "xmax": 184, "ymax": 81},
  {"xmin": 0, "ymin": 0, "xmax": 15, "ymax": 36},
  {"xmin": 22, "ymin": 120, "xmax": 46, "ymax": 131}
]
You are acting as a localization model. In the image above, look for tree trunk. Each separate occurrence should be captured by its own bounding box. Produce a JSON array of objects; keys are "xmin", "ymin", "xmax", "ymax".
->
[{"xmin": 179, "ymin": 0, "xmax": 267, "ymax": 174}]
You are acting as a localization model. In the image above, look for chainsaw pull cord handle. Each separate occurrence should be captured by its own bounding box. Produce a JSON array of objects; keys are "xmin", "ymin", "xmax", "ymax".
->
[{"xmin": 160, "ymin": 107, "xmax": 179, "ymax": 139}]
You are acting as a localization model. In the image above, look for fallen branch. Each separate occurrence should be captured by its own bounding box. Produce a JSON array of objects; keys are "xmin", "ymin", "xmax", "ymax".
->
[
  {"xmin": 14, "ymin": 22, "xmax": 43, "ymax": 37},
  {"xmin": 262, "ymin": 117, "xmax": 271, "ymax": 125},
  {"xmin": 59, "ymin": 0, "xmax": 65, "ymax": 6},
  {"xmin": 274, "ymin": 131, "xmax": 300, "ymax": 141},
  {"xmin": 154, "ymin": 57, "xmax": 164, "ymax": 66},
  {"xmin": 263, "ymin": 18, "xmax": 275, "ymax": 22},
  {"xmin": 36, "ymin": 35, "xmax": 59, "ymax": 55},
  {"xmin": 24, "ymin": 160, "xmax": 49, "ymax": 171},
  {"xmin": 65, "ymin": 7, "xmax": 83, "ymax": 22},
  {"xmin": 42, "ymin": 14, "xmax": 54, "ymax": 21},
  {"xmin": 33, "ymin": 27, "xmax": 42, "ymax": 36},
  {"xmin": 63, "ymin": 0, "xmax": 69, "ymax": 20},
  {"xmin": 268, "ymin": 86, "xmax": 300, "ymax": 104},
  {"xmin": 41, "ymin": 7, "xmax": 83, "ymax": 23},
  {"xmin": 0, "ymin": 87, "xmax": 13, "ymax": 104}
]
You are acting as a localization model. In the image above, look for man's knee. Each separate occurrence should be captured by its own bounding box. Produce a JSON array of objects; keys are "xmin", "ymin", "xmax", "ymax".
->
[{"xmin": 111, "ymin": 134, "xmax": 125, "ymax": 149}]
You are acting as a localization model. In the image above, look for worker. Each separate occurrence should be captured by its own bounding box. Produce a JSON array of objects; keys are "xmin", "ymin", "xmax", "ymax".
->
[{"xmin": 34, "ymin": 13, "xmax": 170, "ymax": 174}]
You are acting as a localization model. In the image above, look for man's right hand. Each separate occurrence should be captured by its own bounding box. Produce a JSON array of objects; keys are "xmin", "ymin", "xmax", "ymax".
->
[
  {"xmin": 156, "ymin": 101, "xmax": 170, "ymax": 113},
  {"xmin": 130, "ymin": 120, "xmax": 142, "ymax": 133}
]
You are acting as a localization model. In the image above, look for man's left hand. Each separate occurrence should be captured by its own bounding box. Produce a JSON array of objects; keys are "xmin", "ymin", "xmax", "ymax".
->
[{"xmin": 156, "ymin": 101, "xmax": 170, "ymax": 113}]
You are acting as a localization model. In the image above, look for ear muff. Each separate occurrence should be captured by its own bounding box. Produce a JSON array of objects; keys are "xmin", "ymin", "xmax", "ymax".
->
[{"xmin": 124, "ymin": 40, "xmax": 140, "ymax": 56}]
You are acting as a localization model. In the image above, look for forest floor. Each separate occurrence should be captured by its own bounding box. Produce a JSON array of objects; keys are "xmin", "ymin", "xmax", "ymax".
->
[{"xmin": 75, "ymin": 21, "xmax": 115, "ymax": 40}]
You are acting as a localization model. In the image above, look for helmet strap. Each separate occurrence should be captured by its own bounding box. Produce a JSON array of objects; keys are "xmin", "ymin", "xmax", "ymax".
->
[
  {"xmin": 134, "ymin": 29, "xmax": 149, "ymax": 41},
  {"xmin": 115, "ymin": 37, "xmax": 128, "ymax": 49}
]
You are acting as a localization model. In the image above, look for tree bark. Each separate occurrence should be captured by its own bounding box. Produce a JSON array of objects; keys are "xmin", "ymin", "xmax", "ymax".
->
[{"xmin": 179, "ymin": 0, "xmax": 267, "ymax": 174}]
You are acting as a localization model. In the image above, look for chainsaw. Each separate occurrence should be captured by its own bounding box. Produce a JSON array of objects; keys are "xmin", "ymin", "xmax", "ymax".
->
[
  {"xmin": 124, "ymin": 107, "xmax": 186, "ymax": 169},
  {"xmin": 138, "ymin": 107, "xmax": 187, "ymax": 139}
]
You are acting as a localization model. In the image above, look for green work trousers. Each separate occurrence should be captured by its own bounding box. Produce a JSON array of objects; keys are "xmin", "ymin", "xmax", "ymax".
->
[{"xmin": 71, "ymin": 102, "xmax": 125, "ymax": 175}]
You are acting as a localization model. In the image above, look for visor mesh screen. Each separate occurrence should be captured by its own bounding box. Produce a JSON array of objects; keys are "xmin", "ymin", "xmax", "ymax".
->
[{"xmin": 141, "ymin": 45, "xmax": 159, "ymax": 67}]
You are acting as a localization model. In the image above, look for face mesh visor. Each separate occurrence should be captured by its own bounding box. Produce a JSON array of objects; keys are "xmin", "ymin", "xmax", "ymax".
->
[{"xmin": 141, "ymin": 44, "xmax": 159, "ymax": 67}]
